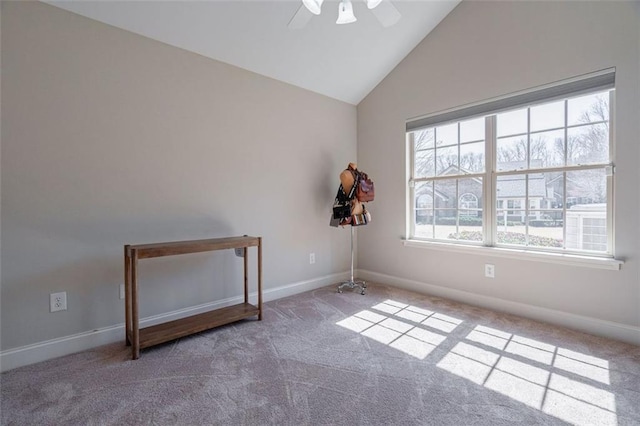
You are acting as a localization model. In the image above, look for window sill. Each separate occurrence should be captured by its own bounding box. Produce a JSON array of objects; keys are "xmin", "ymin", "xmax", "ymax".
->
[{"xmin": 402, "ymin": 239, "xmax": 623, "ymax": 270}]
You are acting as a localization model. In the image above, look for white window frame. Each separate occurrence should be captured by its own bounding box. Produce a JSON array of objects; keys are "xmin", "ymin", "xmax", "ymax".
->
[{"xmin": 404, "ymin": 70, "xmax": 623, "ymax": 269}]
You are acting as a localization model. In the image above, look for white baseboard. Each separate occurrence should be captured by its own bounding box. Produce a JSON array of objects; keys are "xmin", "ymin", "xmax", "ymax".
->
[
  {"xmin": 6, "ymin": 268, "xmax": 634, "ymax": 372},
  {"xmin": 0, "ymin": 271, "xmax": 350, "ymax": 372},
  {"xmin": 357, "ymin": 269, "xmax": 640, "ymax": 346}
]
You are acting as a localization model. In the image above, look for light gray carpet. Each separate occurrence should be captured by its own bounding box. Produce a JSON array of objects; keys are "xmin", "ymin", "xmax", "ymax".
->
[{"xmin": 2, "ymin": 282, "xmax": 639, "ymax": 425}]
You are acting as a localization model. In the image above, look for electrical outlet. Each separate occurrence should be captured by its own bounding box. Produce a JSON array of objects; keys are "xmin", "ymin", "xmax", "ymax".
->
[
  {"xmin": 309, "ymin": 253, "xmax": 315, "ymax": 264},
  {"xmin": 50, "ymin": 292, "xmax": 67, "ymax": 312},
  {"xmin": 234, "ymin": 248, "xmax": 244, "ymax": 257},
  {"xmin": 119, "ymin": 284, "xmax": 125, "ymax": 300},
  {"xmin": 484, "ymin": 264, "xmax": 495, "ymax": 278}
]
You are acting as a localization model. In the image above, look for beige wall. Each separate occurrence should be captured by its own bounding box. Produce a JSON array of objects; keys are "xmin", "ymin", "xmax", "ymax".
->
[
  {"xmin": 358, "ymin": 1, "xmax": 640, "ymax": 334},
  {"xmin": 1, "ymin": 2, "xmax": 357, "ymax": 351},
  {"xmin": 2, "ymin": 0, "xmax": 638, "ymax": 361}
]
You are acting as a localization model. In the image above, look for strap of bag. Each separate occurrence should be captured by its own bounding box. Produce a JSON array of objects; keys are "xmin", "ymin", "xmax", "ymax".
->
[
  {"xmin": 336, "ymin": 180, "xmax": 357, "ymax": 203},
  {"xmin": 335, "ymin": 185, "xmax": 344, "ymax": 202},
  {"xmin": 346, "ymin": 179, "xmax": 357, "ymax": 199}
]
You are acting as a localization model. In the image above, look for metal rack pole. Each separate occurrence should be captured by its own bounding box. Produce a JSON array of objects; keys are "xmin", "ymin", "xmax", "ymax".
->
[{"xmin": 338, "ymin": 226, "xmax": 366, "ymax": 295}]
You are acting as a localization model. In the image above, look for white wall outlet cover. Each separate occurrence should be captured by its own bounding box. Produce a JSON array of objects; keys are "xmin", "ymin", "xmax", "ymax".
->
[
  {"xmin": 50, "ymin": 292, "xmax": 67, "ymax": 312},
  {"xmin": 484, "ymin": 264, "xmax": 495, "ymax": 278}
]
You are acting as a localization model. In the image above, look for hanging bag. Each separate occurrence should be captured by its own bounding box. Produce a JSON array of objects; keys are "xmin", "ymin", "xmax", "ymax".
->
[
  {"xmin": 332, "ymin": 183, "xmax": 357, "ymax": 220},
  {"xmin": 356, "ymin": 172, "xmax": 375, "ymax": 202},
  {"xmin": 352, "ymin": 206, "xmax": 371, "ymax": 226}
]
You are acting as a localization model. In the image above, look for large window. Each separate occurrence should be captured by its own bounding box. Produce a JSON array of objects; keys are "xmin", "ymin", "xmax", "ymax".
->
[{"xmin": 407, "ymin": 71, "xmax": 615, "ymax": 256}]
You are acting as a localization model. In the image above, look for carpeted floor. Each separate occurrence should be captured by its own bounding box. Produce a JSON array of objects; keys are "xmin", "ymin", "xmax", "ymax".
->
[{"xmin": 1, "ymin": 282, "xmax": 639, "ymax": 425}]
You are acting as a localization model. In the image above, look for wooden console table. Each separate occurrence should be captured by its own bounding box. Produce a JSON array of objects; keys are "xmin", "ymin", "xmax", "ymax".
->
[{"xmin": 124, "ymin": 236, "xmax": 262, "ymax": 360}]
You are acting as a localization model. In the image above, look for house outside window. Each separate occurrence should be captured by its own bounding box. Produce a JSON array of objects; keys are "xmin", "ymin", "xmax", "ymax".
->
[
  {"xmin": 459, "ymin": 193, "xmax": 479, "ymax": 217},
  {"xmin": 416, "ymin": 193, "xmax": 434, "ymax": 224},
  {"xmin": 407, "ymin": 70, "xmax": 615, "ymax": 256}
]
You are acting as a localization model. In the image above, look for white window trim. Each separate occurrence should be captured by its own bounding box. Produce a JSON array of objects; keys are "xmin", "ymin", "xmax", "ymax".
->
[
  {"xmin": 402, "ymin": 239, "xmax": 623, "ymax": 270},
  {"xmin": 405, "ymin": 71, "xmax": 618, "ymax": 261}
]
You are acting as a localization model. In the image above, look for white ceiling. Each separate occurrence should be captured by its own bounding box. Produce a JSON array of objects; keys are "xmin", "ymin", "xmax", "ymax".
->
[{"xmin": 45, "ymin": 0, "xmax": 460, "ymax": 105}]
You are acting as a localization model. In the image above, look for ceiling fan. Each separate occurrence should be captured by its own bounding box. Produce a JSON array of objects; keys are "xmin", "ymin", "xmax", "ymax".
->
[{"xmin": 288, "ymin": 0, "xmax": 401, "ymax": 29}]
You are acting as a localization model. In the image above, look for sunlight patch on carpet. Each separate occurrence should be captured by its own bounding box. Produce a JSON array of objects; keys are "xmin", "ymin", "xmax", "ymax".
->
[
  {"xmin": 335, "ymin": 300, "xmax": 617, "ymax": 426},
  {"xmin": 437, "ymin": 324, "xmax": 617, "ymax": 426},
  {"xmin": 335, "ymin": 299, "xmax": 454, "ymax": 360}
]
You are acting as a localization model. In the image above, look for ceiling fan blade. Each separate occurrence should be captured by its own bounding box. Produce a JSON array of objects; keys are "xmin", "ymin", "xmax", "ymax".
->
[
  {"xmin": 371, "ymin": 0, "xmax": 401, "ymax": 27},
  {"xmin": 288, "ymin": 4, "xmax": 313, "ymax": 30}
]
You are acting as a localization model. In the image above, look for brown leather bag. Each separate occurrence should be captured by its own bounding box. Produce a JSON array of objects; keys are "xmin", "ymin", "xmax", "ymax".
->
[{"xmin": 356, "ymin": 172, "xmax": 375, "ymax": 202}]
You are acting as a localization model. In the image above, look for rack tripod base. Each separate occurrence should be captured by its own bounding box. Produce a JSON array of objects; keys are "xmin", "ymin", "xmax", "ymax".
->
[{"xmin": 338, "ymin": 280, "xmax": 366, "ymax": 295}]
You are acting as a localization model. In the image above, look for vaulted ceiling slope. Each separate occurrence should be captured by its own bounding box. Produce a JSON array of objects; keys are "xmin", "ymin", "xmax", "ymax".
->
[{"xmin": 44, "ymin": 0, "xmax": 460, "ymax": 105}]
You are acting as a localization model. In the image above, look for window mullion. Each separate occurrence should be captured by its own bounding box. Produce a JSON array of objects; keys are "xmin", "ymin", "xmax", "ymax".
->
[
  {"xmin": 607, "ymin": 90, "xmax": 615, "ymax": 255},
  {"xmin": 412, "ymin": 173, "xmax": 486, "ymax": 183},
  {"xmin": 525, "ymin": 174, "xmax": 530, "ymax": 246},
  {"xmin": 430, "ymin": 181, "xmax": 435, "ymax": 239},
  {"xmin": 493, "ymin": 163, "xmax": 609, "ymax": 176},
  {"xmin": 407, "ymin": 132, "xmax": 416, "ymax": 239},
  {"xmin": 563, "ymin": 98, "xmax": 569, "ymax": 167},
  {"xmin": 485, "ymin": 115, "xmax": 496, "ymax": 247},
  {"xmin": 563, "ymin": 171, "xmax": 567, "ymax": 250},
  {"xmin": 456, "ymin": 122, "xmax": 461, "ymax": 236},
  {"xmin": 526, "ymin": 107, "xmax": 531, "ymax": 169},
  {"xmin": 455, "ymin": 179, "xmax": 460, "ymax": 235}
]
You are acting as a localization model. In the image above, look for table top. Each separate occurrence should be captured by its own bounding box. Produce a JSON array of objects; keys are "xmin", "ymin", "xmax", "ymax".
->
[{"xmin": 126, "ymin": 235, "xmax": 260, "ymax": 258}]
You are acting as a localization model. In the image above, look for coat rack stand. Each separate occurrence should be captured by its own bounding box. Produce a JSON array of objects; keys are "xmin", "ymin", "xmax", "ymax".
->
[{"xmin": 338, "ymin": 225, "xmax": 366, "ymax": 295}]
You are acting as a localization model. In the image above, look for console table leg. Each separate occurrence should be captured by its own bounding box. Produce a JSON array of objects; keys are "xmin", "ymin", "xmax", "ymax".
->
[
  {"xmin": 258, "ymin": 237, "xmax": 263, "ymax": 321},
  {"xmin": 131, "ymin": 250, "xmax": 140, "ymax": 360},
  {"xmin": 124, "ymin": 245, "xmax": 131, "ymax": 346},
  {"xmin": 243, "ymin": 247, "xmax": 248, "ymax": 304}
]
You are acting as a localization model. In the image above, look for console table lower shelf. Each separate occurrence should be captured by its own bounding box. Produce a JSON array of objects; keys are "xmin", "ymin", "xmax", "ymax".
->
[{"xmin": 135, "ymin": 303, "xmax": 260, "ymax": 350}]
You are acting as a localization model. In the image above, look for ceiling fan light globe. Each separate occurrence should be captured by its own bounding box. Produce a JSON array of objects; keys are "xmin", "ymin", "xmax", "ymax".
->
[
  {"xmin": 302, "ymin": 0, "xmax": 323, "ymax": 15},
  {"xmin": 336, "ymin": 0, "xmax": 357, "ymax": 24},
  {"xmin": 366, "ymin": 0, "xmax": 383, "ymax": 9}
]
